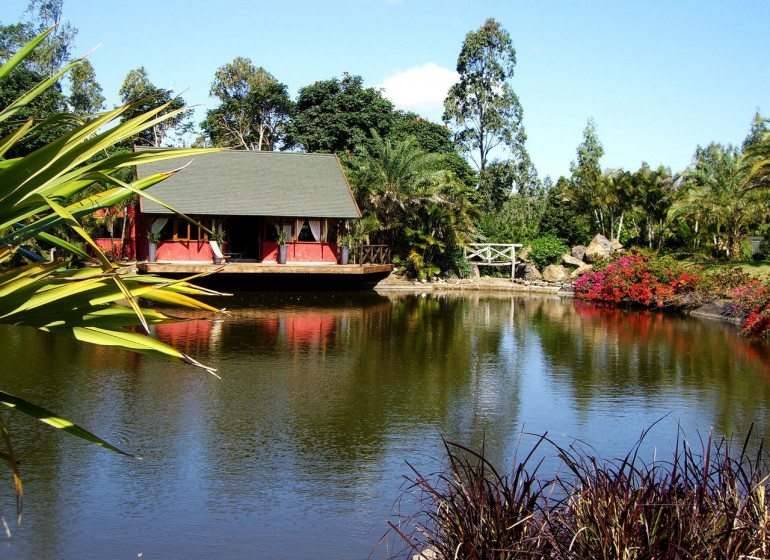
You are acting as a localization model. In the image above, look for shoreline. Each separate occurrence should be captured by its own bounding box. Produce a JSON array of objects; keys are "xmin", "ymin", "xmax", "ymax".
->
[{"xmin": 372, "ymin": 275, "xmax": 739, "ymax": 325}]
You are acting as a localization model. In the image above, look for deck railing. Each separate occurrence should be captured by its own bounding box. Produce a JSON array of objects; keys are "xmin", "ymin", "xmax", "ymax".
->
[
  {"xmin": 464, "ymin": 243, "xmax": 523, "ymax": 279},
  {"xmin": 359, "ymin": 244, "xmax": 391, "ymax": 265}
]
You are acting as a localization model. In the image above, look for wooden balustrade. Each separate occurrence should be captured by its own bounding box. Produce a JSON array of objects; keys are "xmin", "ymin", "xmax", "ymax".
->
[
  {"xmin": 359, "ymin": 244, "xmax": 391, "ymax": 265},
  {"xmin": 464, "ymin": 243, "xmax": 523, "ymax": 279}
]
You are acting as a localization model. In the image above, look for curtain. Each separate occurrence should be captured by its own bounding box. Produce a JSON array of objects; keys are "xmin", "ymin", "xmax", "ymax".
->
[
  {"xmin": 282, "ymin": 223, "xmax": 292, "ymax": 240},
  {"xmin": 150, "ymin": 218, "xmax": 168, "ymax": 235},
  {"xmin": 308, "ymin": 219, "xmax": 321, "ymax": 242}
]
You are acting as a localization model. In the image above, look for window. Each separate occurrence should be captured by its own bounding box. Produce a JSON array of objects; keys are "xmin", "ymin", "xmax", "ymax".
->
[
  {"xmin": 173, "ymin": 217, "xmax": 209, "ymax": 242},
  {"xmin": 295, "ymin": 218, "xmax": 337, "ymax": 242},
  {"xmin": 325, "ymin": 220, "xmax": 338, "ymax": 243},
  {"xmin": 297, "ymin": 220, "xmax": 314, "ymax": 242},
  {"xmin": 265, "ymin": 218, "xmax": 293, "ymax": 242}
]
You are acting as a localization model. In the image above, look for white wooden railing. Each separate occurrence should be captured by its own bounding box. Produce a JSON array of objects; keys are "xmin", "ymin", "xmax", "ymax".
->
[{"xmin": 464, "ymin": 243, "xmax": 523, "ymax": 279}]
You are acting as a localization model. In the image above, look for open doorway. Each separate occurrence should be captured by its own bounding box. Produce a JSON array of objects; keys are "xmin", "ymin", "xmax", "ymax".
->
[{"xmin": 226, "ymin": 216, "xmax": 261, "ymax": 261}]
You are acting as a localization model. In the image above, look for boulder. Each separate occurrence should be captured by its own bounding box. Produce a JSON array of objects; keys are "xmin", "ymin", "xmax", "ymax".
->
[
  {"xmin": 572, "ymin": 245, "xmax": 587, "ymax": 261},
  {"xmin": 543, "ymin": 264, "xmax": 570, "ymax": 282},
  {"xmin": 585, "ymin": 234, "xmax": 613, "ymax": 262},
  {"xmin": 570, "ymin": 264, "xmax": 594, "ymax": 278},
  {"xmin": 611, "ymin": 238, "xmax": 624, "ymax": 251},
  {"xmin": 517, "ymin": 262, "xmax": 541, "ymax": 281},
  {"xmin": 518, "ymin": 245, "xmax": 532, "ymax": 262},
  {"xmin": 561, "ymin": 254, "xmax": 585, "ymax": 268}
]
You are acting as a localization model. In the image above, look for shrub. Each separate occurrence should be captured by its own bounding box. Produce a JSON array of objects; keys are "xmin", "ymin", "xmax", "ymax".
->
[
  {"xmin": 731, "ymin": 279, "xmax": 770, "ymax": 337},
  {"xmin": 740, "ymin": 237, "xmax": 756, "ymax": 260},
  {"xmin": 573, "ymin": 252, "xmax": 701, "ymax": 308},
  {"xmin": 528, "ymin": 235, "xmax": 569, "ymax": 270}
]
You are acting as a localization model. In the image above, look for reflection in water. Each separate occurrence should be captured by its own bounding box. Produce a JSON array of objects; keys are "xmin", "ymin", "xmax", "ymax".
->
[{"xmin": 0, "ymin": 292, "xmax": 768, "ymax": 559}]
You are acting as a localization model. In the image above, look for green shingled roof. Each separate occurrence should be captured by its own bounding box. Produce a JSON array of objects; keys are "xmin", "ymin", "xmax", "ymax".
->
[{"xmin": 136, "ymin": 148, "xmax": 361, "ymax": 218}]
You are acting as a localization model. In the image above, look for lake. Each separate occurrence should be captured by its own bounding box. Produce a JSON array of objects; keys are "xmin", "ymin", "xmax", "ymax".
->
[{"xmin": 1, "ymin": 290, "xmax": 769, "ymax": 559}]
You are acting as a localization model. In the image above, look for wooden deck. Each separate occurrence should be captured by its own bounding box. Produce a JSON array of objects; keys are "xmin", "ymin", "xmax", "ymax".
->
[{"xmin": 137, "ymin": 261, "xmax": 394, "ymax": 275}]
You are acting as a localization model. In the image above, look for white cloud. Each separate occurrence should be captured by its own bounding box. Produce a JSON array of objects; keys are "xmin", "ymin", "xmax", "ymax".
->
[{"xmin": 378, "ymin": 63, "xmax": 459, "ymax": 119}]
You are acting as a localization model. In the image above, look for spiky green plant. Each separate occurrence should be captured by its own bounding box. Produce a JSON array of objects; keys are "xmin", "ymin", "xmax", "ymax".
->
[{"xmin": 0, "ymin": 26, "xmax": 223, "ymax": 521}]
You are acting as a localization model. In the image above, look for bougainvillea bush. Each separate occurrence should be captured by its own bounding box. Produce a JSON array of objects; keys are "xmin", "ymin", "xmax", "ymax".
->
[
  {"xmin": 731, "ymin": 280, "xmax": 770, "ymax": 337},
  {"xmin": 572, "ymin": 252, "xmax": 701, "ymax": 308}
]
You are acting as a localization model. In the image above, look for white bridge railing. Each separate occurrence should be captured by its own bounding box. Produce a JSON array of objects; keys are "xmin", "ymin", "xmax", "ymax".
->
[{"xmin": 464, "ymin": 243, "xmax": 523, "ymax": 279}]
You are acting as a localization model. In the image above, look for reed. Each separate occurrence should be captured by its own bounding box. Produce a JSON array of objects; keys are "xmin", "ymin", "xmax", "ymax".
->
[{"xmin": 386, "ymin": 426, "xmax": 770, "ymax": 559}]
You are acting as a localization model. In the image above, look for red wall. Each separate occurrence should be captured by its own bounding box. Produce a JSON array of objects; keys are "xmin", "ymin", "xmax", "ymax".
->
[
  {"xmin": 155, "ymin": 241, "xmax": 214, "ymax": 262},
  {"xmin": 91, "ymin": 206, "xmax": 136, "ymax": 260},
  {"xmin": 262, "ymin": 242, "xmax": 340, "ymax": 263}
]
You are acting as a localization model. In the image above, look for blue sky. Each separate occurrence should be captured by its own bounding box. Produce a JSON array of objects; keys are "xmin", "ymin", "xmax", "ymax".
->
[{"xmin": 2, "ymin": 0, "xmax": 769, "ymax": 181}]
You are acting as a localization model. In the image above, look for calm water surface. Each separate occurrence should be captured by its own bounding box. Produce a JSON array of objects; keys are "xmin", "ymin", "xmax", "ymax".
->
[{"xmin": 1, "ymin": 291, "xmax": 769, "ymax": 559}]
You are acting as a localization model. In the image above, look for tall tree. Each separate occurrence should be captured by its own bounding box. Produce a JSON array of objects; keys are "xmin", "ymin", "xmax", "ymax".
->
[
  {"xmin": 67, "ymin": 58, "xmax": 104, "ymax": 115},
  {"xmin": 289, "ymin": 73, "xmax": 394, "ymax": 154},
  {"xmin": 568, "ymin": 118, "xmax": 607, "ymax": 235},
  {"xmin": 743, "ymin": 111, "xmax": 768, "ymax": 151},
  {"xmin": 0, "ymin": 1, "xmax": 77, "ymax": 76},
  {"xmin": 443, "ymin": 18, "xmax": 527, "ymax": 173},
  {"xmin": 118, "ymin": 66, "xmax": 193, "ymax": 147},
  {"xmin": 201, "ymin": 57, "xmax": 293, "ymax": 151}
]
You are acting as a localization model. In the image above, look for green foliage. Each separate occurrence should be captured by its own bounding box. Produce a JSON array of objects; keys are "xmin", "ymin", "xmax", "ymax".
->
[
  {"xmin": 671, "ymin": 143, "xmax": 765, "ymax": 260},
  {"xmin": 118, "ymin": 66, "xmax": 193, "ymax": 147},
  {"xmin": 528, "ymin": 234, "xmax": 569, "ymax": 270},
  {"xmin": 389, "ymin": 112, "xmax": 454, "ymax": 153},
  {"xmin": 0, "ymin": 27, "xmax": 223, "ymax": 517},
  {"xmin": 0, "ymin": 1, "xmax": 77, "ymax": 77},
  {"xmin": 201, "ymin": 57, "xmax": 293, "ymax": 151},
  {"xmin": 0, "ymin": 64, "xmax": 67, "ymax": 157},
  {"xmin": 743, "ymin": 111, "xmax": 768, "ymax": 151},
  {"xmin": 567, "ymin": 119, "xmax": 603, "ymax": 231},
  {"xmin": 347, "ymin": 133, "xmax": 476, "ymax": 272},
  {"xmin": 443, "ymin": 18, "xmax": 527, "ymax": 172},
  {"xmin": 444, "ymin": 244, "xmax": 471, "ymax": 278},
  {"xmin": 740, "ymin": 117, "xmax": 770, "ymax": 193},
  {"xmin": 537, "ymin": 176, "xmax": 592, "ymax": 246},
  {"xmin": 630, "ymin": 162, "xmax": 677, "ymax": 250},
  {"xmin": 67, "ymin": 58, "xmax": 104, "ymax": 115},
  {"xmin": 289, "ymin": 73, "xmax": 394, "ymax": 154}
]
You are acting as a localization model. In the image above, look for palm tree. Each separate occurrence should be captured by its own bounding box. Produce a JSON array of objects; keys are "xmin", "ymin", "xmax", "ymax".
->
[
  {"xmin": 631, "ymin": 163, "xmax": 677, "ymax": 249},
  {"xmin": 740, "ymin": 123, "xmax": 770, "ymax": 191},
  {"xmin": 670, "ymin": 143, "xmax": 765, "ymax": 259},
  {"xmin": 347, "ymin": 134, "xmax": 476, "ymax": 270}
]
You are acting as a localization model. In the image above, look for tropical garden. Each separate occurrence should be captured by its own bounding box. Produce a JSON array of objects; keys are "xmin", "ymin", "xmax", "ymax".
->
[{"xmin": 2, "ymin": 2, "xmax": 770, "ymax": 557}]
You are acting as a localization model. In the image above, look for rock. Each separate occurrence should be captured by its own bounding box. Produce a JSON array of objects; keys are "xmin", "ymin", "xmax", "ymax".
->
[
  {"xmin": 572, "ymin": 245, "xmax": 587, "ymax": 261},
  {"xmin": 520, "ymin": 262, "xmax": 541, "ymax": 281},
  {"xmin": 413, "ymin": 548, "xmax": 438, "ymax": 560},
  {"xmin": 611, "ymin": 238, "xmax": 624, "ymax": 251},
  {"xmin": 570, "ymin": 264, "xmax": 594, "ymax": 278},
  {"xmin": 561, "ymin": 254, "xmax": 585, "ymax": 268},
  {"xmin": 543, "ymin": 264, "xmax": 569, "ymax": 282},
  {"xmin": 585, "ymin": 234, "xmax": 613, "ymax": 262},
  {"xmin": 518, "ymin": 245, "xmax": 532, "ymax": 261}
]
